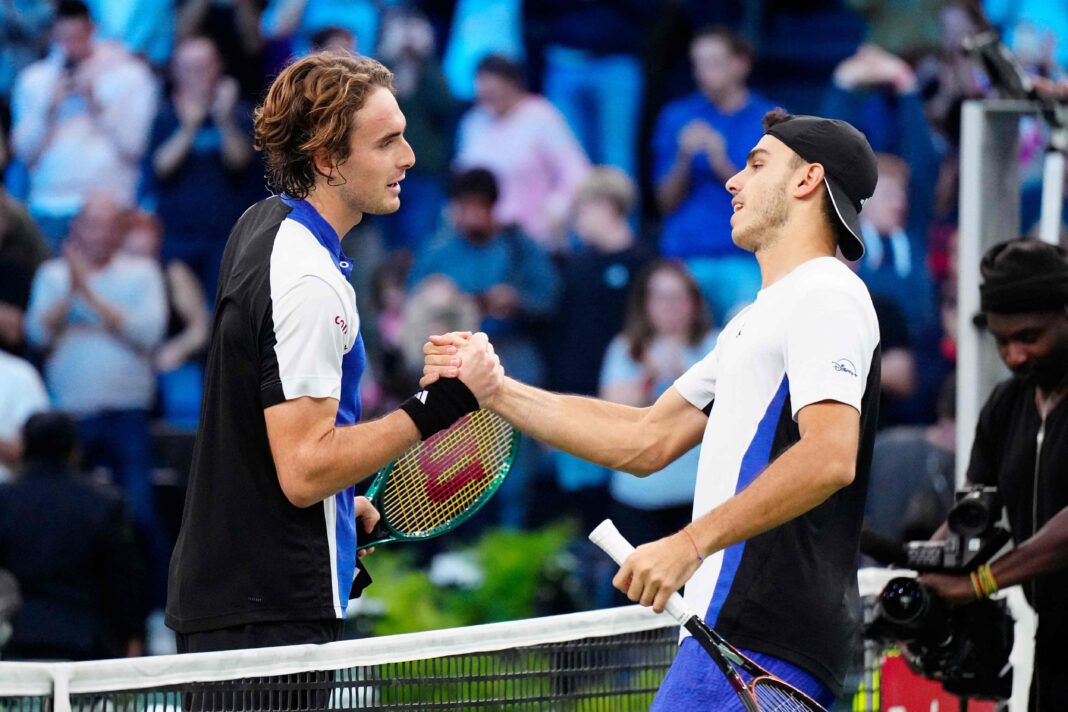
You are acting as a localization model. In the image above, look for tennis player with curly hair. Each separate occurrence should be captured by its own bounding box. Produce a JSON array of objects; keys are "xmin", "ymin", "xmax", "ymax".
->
[{"xmin": 166, "ymin": 52, "xmax": 501, "ymax": 653}]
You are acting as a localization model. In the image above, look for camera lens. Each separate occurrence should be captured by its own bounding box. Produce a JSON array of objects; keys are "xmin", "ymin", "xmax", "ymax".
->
[
  {"xmin": 879, "ymin": 577, "xmax": 952, "ymax": 644},
  {"xmin": 949, "ymin": 497, "xmax": 991, "ymax": 536},
  {"xmin": 880, "ymin": 577, "xmax": 930, "ymax": 626}
]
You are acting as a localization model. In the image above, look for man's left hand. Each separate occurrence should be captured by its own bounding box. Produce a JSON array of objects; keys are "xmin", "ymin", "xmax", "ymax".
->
[
  {"xmin": 356, "ymin": 495, "xmax": 380, "ymax": 558},
  {"xmin": 916, "ymin": 572, "xmax": 977, "ymax": 604},
  {"xmin": 614, "ymin": 531, "xmax": 703, "ymax": 613}
]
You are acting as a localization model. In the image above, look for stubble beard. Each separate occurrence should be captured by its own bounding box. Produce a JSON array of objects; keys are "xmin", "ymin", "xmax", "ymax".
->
[
  {"xmin": 733, "ymin": 175, "xmax": 791, "ymax": 253},
  {"xmin": 345, "ymin": 183, "xmax": 401, "ymax": 218}
]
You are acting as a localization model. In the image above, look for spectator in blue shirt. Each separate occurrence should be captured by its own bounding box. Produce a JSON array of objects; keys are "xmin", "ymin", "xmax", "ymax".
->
[
  {"xmin": 651, "ymin": 26, "xmax": 775, "ymax": 325},
  {"xmin": 143, "ymin": 35, "xmax": 258, "ymax": 299}
]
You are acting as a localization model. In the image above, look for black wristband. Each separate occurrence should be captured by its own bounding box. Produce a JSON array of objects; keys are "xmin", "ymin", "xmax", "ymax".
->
[{"xmin": 400, "ymin": 377, "xmax": 479, "ymax": 440}]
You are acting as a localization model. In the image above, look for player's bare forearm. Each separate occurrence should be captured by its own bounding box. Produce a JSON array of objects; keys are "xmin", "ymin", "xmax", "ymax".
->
[
  {"xmin": 491, "ymin": 377, "xmax": 704, "ymax": 475},
  {"xmin": 423, "ymin": 332, "xmax": 704, "ymax": 473},
  {"xmin": 266, "ymin": 398, "xmax": 419, "ymax": 508},
  {"xmin": 269, "ymin": 333, "xmax": 500, "ymax": 507},
  {"xmin": 687, "ymin": 401, "xmax": 859, "ymax": 557}
]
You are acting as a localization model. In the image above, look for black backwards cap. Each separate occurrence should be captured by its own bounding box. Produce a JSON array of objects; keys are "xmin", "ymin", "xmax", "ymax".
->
[
  {"xmin": 980, "ymin": 238, "xmax": 1068, "ymax": 315},
  {"xmin": 765, "ymin": 115, "xmax": 878, "ymax": 261}
]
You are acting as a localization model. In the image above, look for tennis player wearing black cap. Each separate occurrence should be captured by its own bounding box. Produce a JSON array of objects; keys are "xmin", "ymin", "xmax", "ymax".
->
[
  {"xmin": 919, "ymin": 239, "xmax": 1068, "ymax": 711},
  {"xmin": 421, "ymin": 109, "xmax": 882, "ymax": 708}
]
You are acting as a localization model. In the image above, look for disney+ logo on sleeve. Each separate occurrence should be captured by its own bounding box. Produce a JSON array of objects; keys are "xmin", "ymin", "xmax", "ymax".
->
[{"xmin": 832, "ymin": 358, "xmax": 858, "ymax": 377}]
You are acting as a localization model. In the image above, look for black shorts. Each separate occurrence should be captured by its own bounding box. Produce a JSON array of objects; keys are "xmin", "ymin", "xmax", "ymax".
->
[
  {"xmin": 176, "ymin": 618, "xmax": 344, "ymax": 654},
  {"xmin": 177, "ymin": 619, "xmax": 345, "ymax": 712}
]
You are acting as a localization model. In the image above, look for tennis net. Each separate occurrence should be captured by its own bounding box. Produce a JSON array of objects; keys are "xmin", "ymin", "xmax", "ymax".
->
[{"xmin": 0, "ymin": 605, "xmax": 678, "ymax": 712}]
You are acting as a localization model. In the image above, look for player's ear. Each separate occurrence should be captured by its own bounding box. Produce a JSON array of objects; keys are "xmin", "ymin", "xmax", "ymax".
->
[
  {"xmin": 311, "ymin": 150, "xmax": 336, "ymax": 181},
  {"xmin": 793, "ymin": 162, "xmax": 825, "ymax": 200}
]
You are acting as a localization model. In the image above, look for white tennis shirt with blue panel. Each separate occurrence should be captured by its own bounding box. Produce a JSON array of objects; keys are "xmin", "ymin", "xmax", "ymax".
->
[{"xmin": 662, "ymin": 256, "xmax": 881, "ymax": 702}]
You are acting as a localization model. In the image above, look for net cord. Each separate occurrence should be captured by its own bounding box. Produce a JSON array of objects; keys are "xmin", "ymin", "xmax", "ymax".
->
[{"xmin": 0, "ymin": 605, "xmax": 673, "ymax": 707}]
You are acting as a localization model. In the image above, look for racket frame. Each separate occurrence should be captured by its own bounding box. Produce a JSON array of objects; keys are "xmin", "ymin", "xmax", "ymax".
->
[{"xmin": 359, "ymin": 412, "xmax": 521, "ymax": 547}]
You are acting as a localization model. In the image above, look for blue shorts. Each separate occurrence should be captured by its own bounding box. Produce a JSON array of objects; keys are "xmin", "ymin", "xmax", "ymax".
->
[{"xmin": 651, "ymin": 636, "xmax": 835, "ymax": 711}]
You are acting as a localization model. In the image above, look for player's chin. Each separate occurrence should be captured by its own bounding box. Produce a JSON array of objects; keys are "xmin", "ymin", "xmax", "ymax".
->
[
  {"xmin": 365, "ymin": 197, "xmax": 403, "ymax": 216},
  {"xmin": 730, "ymin": 227, "xmax": 757, "ymax": 253},
  {"xmin": 729, "ymin": 229, "xmax": 747, "ymax": 250}
]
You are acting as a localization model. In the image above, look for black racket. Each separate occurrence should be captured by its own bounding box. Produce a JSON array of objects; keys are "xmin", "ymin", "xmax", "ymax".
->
[{"xmin": 589, "ymin": 520, "xmax": 827, "ymax": 712}]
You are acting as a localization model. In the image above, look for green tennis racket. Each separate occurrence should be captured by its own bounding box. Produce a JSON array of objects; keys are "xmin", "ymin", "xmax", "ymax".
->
[{"xmin": 359, "ymin": 409, "xmax": 520, "ymax": 547}]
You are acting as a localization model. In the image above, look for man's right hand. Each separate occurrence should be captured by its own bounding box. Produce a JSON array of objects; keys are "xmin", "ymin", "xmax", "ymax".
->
[
  {"xmin": 426, "ymin": 331, "xmax": 503, "ymax": 408},
  {"xmin": 421, "ymin": 331, "xmax": 470, "ymax": 387}
]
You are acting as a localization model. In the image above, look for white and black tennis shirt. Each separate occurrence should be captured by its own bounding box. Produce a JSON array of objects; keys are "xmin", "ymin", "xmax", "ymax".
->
[
  {"xmin": 669, "ymin": 257, "xmax": 881, "ymax": 696},
  {"xmin": 166, "ymin": 195, "xmax": 367, "ymax": 634}
]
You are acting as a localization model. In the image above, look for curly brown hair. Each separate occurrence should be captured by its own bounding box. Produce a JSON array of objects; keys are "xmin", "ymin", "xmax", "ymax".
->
[{"xmin": 253, "ymin": 53, "xmax": 395, "ymax": 199}]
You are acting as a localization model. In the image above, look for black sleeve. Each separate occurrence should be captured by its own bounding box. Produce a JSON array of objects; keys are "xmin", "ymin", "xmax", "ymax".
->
[{"xmin": 965, "ymin": 385, "xmax": 1008, "ymax": 487}]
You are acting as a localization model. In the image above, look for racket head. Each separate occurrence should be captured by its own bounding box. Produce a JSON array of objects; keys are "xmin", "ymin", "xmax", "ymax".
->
[
  {"xmin": 749, "ymin": 676, "xmax": 826, "ymax": 711},
  {"xmin": 686, "ymin": 616, "xmax": 826, "ymax": 712},
  {"xmin": 363, "ymin": 409, "xmax": 519, "ymax": 546}
]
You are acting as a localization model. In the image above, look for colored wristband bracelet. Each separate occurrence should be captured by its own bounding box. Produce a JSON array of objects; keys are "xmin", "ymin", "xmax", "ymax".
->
[
  {"xmin": 978, "ymin": 564, "xmax": 999, "ymax": 596},
  {"xmin": 680, "ymin": 527, "xmax": 703, "ymax": 561}
]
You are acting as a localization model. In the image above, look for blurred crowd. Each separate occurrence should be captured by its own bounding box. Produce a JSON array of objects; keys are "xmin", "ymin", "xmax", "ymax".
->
[{"xmin": 1, "ymin": 0, "xmax": 1067, "ymax": 661}]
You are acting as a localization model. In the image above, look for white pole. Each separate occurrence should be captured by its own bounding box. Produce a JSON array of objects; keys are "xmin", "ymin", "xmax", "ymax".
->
[
  {"xmin": 957, "ymin": 101, "xmax": 986, "ymax": 487},
  {"xmin": 1039, "ymin": 130, "xmax": 1066, "ymax": 245}
]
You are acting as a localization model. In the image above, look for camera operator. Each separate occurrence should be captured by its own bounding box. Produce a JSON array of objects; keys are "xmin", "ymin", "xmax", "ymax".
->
[{"xmin": 918, "ymin": 238, "xmax": 1068, "ymax": 711}]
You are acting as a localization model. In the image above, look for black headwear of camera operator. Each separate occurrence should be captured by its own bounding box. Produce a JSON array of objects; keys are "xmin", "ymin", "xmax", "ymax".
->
[{"xmin": 919, "ymin": 238, "xmax": 1068, "ymax": 711}]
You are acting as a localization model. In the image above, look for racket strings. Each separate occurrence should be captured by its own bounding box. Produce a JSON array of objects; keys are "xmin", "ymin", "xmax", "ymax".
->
[
  {"xmin": 381, "ymin": 410, "xmax": 513, "ymax": 535},
  {"xmin": 751, "ymin": 679, "xmax": 822, "ymax": 711}
]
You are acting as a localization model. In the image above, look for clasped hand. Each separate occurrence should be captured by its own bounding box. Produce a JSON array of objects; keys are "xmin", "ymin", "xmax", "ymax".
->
[{"xmin": 421, "ymin": 331, "xmax": 503, "ymax": 407}]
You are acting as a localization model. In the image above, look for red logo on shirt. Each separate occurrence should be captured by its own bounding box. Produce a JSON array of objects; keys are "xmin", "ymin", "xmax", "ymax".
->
[{"xmin": 335, "ymin": 315, "xmax": 348, "ymax": 334}]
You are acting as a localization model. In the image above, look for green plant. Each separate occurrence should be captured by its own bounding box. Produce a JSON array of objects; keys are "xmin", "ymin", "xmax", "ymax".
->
[{"xmin": 362, "ymin": 522, "xmax": 579, "ymax": 637}]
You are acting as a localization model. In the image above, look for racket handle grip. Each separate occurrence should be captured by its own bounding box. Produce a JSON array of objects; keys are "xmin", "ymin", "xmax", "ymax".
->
[{"xmin": 589, "ymin": 519, "xmax": 695, "ymax": 626}]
